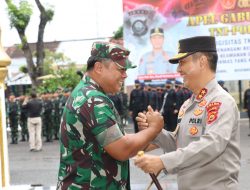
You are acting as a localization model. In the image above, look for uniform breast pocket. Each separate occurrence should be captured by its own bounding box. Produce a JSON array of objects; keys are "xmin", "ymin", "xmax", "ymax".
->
[{"xmin": 187, "ymin": 124, "xmax": 203, "ymax": 138}]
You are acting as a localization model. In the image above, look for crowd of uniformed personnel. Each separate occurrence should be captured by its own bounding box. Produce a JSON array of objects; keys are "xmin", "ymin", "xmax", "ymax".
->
[
  {"xmin": 128, "ymin": 79, "xmax": 192, "ymax": 133},
  {"xmin": 6, "ymin": 80, "xmax": 192, "ymax": 144},
  {"xmin": 6, "ymin": 90, "xmax": 70, "ymax": 144}
]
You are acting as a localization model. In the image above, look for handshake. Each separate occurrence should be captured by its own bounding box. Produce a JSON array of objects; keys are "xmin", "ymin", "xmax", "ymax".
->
[{"xmin": 136, "ymin": 105, "xmax": 164, "ymax": 133}]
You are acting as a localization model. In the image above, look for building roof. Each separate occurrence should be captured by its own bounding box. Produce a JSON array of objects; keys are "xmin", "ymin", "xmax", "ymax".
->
[{"xmin": 5, "ymin": 41, "xmax": 60, "ymax": 59}]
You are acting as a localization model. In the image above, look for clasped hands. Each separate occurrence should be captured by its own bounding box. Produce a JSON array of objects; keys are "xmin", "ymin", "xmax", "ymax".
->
[
  {"xmin": 136, "ymin": 105, "xmax": 164, "ymax": 133},
  {"xmin": 133, "ymin": 106, "xmax": 164, "ymax": 174}
]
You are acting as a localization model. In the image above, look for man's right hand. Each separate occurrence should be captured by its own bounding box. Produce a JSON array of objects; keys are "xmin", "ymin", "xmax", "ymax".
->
[
  {"xmin": 146, "ymin": 106, "xmax": 164, "ymax": 133},
  {"xmin": 136, "ymin": 112, "xmax": 148, "ymax": 131}
]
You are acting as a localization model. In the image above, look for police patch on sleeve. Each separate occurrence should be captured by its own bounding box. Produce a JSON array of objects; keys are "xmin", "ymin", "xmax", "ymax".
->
[{"xmin": 206, "ymin": 102, "xmax": 222, "ymax": 124}]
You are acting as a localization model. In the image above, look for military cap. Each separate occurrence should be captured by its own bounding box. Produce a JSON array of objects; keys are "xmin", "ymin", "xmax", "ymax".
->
[
  {"xmin": 169, "ymin": 36, "xmax": 217, "ymax": 64},
  {"xmin": 91, "ymin": 41, "xmax": 136, "ymax": 69},
  {"xmin": 166, "ymin": 80, "xmax": 172, "ymax": 85},
  {"xmin": 218, "ymin": 80, "xmax": 225, "ymax": 85},
  {"xmin": 134, "ymin": 79, "xmax": 141, "ymax": 84},
  {"xmin": 150, "ymin": 27, "xmax": 164, "ymax": 37},
  {"xmin": 175, "ymin": 80, "xmax": 183, "ymax": 85}
]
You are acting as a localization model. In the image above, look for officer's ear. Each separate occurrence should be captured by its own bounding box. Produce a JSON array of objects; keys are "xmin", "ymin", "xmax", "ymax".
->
[
  {"xmin": 199, "ymin": 55, "xmax": 208, "ymax": 70},
  {"xmin": 93, "ymin": 61, "xmax": 103, "ymax": 74}
]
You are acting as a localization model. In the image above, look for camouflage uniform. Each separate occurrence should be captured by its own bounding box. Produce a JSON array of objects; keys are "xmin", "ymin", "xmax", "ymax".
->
[
  {"xmin": 52, "ymin": 93, "xmax": 61, "ymax": 140},
  {"xmin": 19, "ymin": 96, "xmax": 28, "ymax": 141},
  {"xmin": 8, "ymin": 96, "xmax": 19, "ymax": 144},
  {"xmin": 57, "ymin": 42, "xmax": 136, "ymax": 190},
  {"xmin": 43, "ymin": 94, "xmax": 53, "ymax": 142}
]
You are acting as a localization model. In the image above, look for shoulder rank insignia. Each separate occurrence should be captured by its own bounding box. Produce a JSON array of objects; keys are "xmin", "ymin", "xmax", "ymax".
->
[
  {"xmin": 196, "ymin": 88, "xmax": 207, "ymax": 101},
  {"xmin": 198, "ymin": 99, "xmax": 207, "ymax": 107},
  {"xmin": 194, "ymin": 109, "xmax": 203, "ymax": 116},
  {"xmin": 206, "ymin": 102, "xmax": 222, "ymax": 124},
  {"xmin": 189, "ymin": 126, "xmax": 198, "ymax": 135}
]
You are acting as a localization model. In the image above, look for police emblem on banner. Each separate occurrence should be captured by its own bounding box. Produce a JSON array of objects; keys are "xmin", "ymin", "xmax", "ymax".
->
[
  {"xmin": 124, "ymin": 5, "xmax": 156, "ymax": 37},
  {"xmin": 132, "ymin": 19, "xmax": 148, "ymax": 36},
  {"xmin": 220, "ymin": 0, "xmax": 237, "ymax": 10}
]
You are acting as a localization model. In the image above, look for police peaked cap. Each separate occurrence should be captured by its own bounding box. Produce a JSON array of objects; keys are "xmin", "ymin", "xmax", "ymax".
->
[
  {"xmin": 169, "ymin": 36, "xmax": 217, "ymax": 64},
  {"xmin": 165, "ymin": 80, "xmax": 172, "ymax": 85},
  {"xmin": 134, "ymin": 79, "xmax": 140, "ymax": 84},
  {"xmin": 150, "ymin": 27, "xmax": 164, "ymax": 37},
  {"xmin": 175, "ymin": 80, "xmax": 183, "ymax": 85}
]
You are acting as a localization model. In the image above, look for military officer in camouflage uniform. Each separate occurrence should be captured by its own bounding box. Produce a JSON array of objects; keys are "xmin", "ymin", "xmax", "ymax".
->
[
  {"xmin": 56, "ymin": 41, "xmax": 164, "ymax": 190},
  {"xmin": 134, "ymin": 36, "xmax": 240, "ymax": 190},
  {"xmin": 43, "ymin": 93, "xmax": 53, "ymax": 142},
  {"xmin": 8, "ymin": 95, "xmax": 19, "ymax": 144},
  {"xmin": 18, "ymin": 95, "xmax": 28, "ymax": 141},
  {"xmin": 52, "ymin": 92, "xmax": 61, "ymax": 140}
]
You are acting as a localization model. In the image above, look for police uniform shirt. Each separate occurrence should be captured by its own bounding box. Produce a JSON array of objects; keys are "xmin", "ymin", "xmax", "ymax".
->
[
  {"xmin": 138, "ymin": 51, "xmax": 174, "ymax": 75},
  {"xmin": 152, "ymin": 78, "xmax": 241, "ymax": 190}
]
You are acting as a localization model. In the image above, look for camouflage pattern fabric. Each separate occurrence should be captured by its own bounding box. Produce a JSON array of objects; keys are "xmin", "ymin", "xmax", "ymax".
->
[
  {"xmin": 91, "ymin": 41, "xmax": 136, "ymax": 69},
  {"xmin": 57, "ymin": 75, "xmax": 130, "ymax": 190},
  {"xmin": 52, "ymin": 97, "xmax": 61, "ymax": 140},
  {"xmin": 19, "ymin": 101, "xmax": 28, "ymax": 141},
  {"xmin": 8, "ymin": 101, "xmax": 19, "ymax": 144}
]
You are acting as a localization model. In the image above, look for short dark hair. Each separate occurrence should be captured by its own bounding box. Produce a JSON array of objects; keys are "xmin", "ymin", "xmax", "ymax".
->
[
  {"xmin": 30, "ymin": 92, "xmax": 37, "ymax": 98},
  {"xmin": 86, "ymin": 56, "xmax": 111, "ymax": 71},
  {"xmin": 86, "ymin": 56, "xmax": 99, "ymax": 71},
  {"xmin": 192, "ymin": 52, "xmax": 218, "ymax": 72}
]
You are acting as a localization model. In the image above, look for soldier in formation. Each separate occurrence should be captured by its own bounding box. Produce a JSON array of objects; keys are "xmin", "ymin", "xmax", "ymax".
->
[{"xmin": 8, "ymin": 95, "xmax": 19, "ymax": 144}]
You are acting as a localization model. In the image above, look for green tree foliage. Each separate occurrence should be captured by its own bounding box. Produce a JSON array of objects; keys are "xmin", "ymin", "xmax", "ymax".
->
[
  {"xmin": 5, "ymin": 0, "xmax": 54, "ymax": 88},
  {"xmin": 112, "ymin": 26, "xmax": 123, "ymax": 39},
  {"xmin": 19, "ymin": 65, "xmax": 28, "ymax": 73},
  {"xmin": 37, "ymin": 50, "xmax": 83, "ymax": 93},
  {"xmin": 6, "ymin": 0, "xmax": 32, "ymax": 32}
]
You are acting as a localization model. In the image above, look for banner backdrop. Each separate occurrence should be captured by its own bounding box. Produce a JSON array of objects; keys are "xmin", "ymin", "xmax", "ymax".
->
[{"xmin": 123, "ymin": 0, "xmax": 250, "ymax": 85}]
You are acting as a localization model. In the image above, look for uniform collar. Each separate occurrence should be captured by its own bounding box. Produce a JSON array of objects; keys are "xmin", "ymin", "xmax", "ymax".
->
[
  {"xmin": 82, "ymin": 74, "xmax": 105, "ymax": 93},
  {"xmin": 194, "ymin": 78, "xmax": 217, "ymax": 102}
]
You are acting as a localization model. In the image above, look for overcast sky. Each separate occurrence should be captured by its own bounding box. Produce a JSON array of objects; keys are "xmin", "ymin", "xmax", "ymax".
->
[{"xmin": 0, "ymin": 0, "xmax": 124, "ymax": 47}]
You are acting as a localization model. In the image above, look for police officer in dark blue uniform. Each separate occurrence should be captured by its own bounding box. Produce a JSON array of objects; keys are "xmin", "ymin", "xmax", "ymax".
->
[
  {"xmin": 145, "ymin": 85, "xmax": 158, "ymax": 111},
  {"xmin": 129, "ymin": 80, "xmax": 147, "ymax": 133}
]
